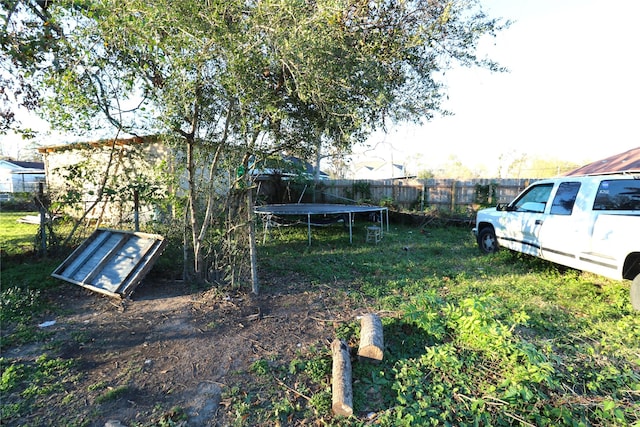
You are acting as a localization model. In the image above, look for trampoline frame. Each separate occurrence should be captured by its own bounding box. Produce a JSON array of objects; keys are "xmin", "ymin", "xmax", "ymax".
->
[{"xmin": 254, "ymin": 203, "xmax": 389, "ymax": 245}]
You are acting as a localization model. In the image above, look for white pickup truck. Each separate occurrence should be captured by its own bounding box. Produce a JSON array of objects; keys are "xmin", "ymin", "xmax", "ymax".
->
[{"xmin": 473, "ymin": 172, "xmax": 640, "ymax": 310}]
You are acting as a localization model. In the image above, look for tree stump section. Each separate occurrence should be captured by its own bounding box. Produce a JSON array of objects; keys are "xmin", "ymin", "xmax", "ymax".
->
[
  {"xmin": 331, "ymin": 339, "xmax": 353, "ymax": 417},
  {"xmin": 357, "ymin": 313, "xmax": 384, "ymax": 361}
]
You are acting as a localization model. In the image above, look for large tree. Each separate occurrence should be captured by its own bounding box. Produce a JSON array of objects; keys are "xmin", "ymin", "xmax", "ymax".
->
[{"xmin": 1, "ymin": 0, "xmax": 507, "ymax": 288}]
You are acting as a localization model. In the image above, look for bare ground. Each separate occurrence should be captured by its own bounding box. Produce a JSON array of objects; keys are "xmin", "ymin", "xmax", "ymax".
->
[{"xmin": 3, "ymin": 272, "xmax": 366, "ymax": 426}]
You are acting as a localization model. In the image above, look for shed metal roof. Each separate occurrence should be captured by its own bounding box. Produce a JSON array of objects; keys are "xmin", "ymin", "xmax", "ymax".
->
[
  {"xmin": 52, "ymin": 228, "xmax": 166, "ymax": 298},
  {"xmin": 0, "ymin": 160, "xmax": 44, "ymax": 170}
]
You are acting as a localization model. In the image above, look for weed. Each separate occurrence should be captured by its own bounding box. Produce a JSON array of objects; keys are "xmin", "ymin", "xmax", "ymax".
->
[
  {"xmin": 95, "ymin": 385, "xmax": 132, "ymax": 403},
  {"xmin": 156, "ymin": 406, "xmax": 187, "ymax": 427},
  {"xmin": 71, "ymin": 330, "xmax": 91, "ymax": 344},
  {"xmin": 0, "ymin": 286, "xmax": 42, "ymax": 323},
  {"xmin": 335, "ymin": 321, "xmax": 358, "ymax": 341},
  {"xmin": 61, "ymin": 392, "xmax": 75, "ymax": 405},
  {"xmin": 0, "ymin": 322, "xmax": 51, "ymax": 350},
  {"xmin": 272, "ymin": 397, "xmax": 294, "ymax": 421},
  {"xmin": 288, "ymin": 358, "xmax": 304, "ymax": 375},
  {"xmin": 0, "ymin": 359, "xmax": 27, "ymax": 393},
  {"xmin": 3, "ymin": 221, "xmax": 639, "ymax": 426},
  {"xmin": 251, "ymin": 224, "xmax": 639, "ymax": 425},
  {"xmin": 308, "ymin": 389, "xmax": 331, "ymax": 415},
  {"xmin": 304, "ymin": 355, "xmax": 331, "ymax": 384},
  {"xmin": 249, "ymin": 359, "xmax": 270, "ymax": 376},
  {"xmin": 205, "ymin": 321, "xmax": 217, "ymax": 330},
  {"xmin": 87, "ymin": 380, "xmax": 108, "ymax": 392}
]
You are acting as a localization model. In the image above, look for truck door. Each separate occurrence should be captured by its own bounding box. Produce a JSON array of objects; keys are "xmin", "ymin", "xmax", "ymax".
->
[
  {"xmin": 499, "ymin": 183, "xmax": 554, "ymax": 256},
  {"xmin": 538, "ymin": 181, "xmax": 584, "ymax": 268}
]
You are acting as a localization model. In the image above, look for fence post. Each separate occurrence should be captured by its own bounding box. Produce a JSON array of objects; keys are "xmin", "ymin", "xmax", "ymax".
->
[
  {"xmin": 134, "ymin": 189, "xmax": 140, "ymax": 232},
  {"xmin": 450, "ymin": 180, "xmax": 456, "ymax": 212},
  {"xmin": 38, "ymin": 183, "xmax": 47, "ymax": 256}
]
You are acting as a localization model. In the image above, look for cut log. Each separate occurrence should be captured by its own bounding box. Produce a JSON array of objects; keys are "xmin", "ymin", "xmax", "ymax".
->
[
  {"xmin": 357, "ymin": 313, "xmax": 384, "ymax": 361},
  {"xmin": 331, "ymin": 339, "xmax": 353, "ymax": 417}
]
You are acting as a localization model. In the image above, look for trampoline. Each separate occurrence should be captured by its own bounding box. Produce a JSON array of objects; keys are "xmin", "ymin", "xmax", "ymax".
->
[{"xmin": 254, "ymin": 203, "xmax": 389, "ymax": 245}]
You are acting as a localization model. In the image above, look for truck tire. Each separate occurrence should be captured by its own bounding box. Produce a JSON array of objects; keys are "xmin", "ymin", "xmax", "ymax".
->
[
  {"xmin": 478, "ymin": 227, "xmax": 499, "ymax": 254},
  {"xmin": 632, "ymin": 273, "xmax": 640, "ymax": 311}
]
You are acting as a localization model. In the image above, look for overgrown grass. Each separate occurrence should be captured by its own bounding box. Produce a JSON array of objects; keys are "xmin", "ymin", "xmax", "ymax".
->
[
  {"xmin": 1, "ymin": 217, "xmax": 639, "ymax": 426},
  {"xmin": 234, "ymin": 222, "xmax": 640, "ymax": 426},
  {"xmin": 0, "ymin": 211, "xmax": 66, "ymax": 349},
  {"xmin": 0, "ymin": 211, "xmax": 41, "ymax": 256},
  {"xmin": 0, "ymin": 355, "xmax": 78, "ymax": 421}
]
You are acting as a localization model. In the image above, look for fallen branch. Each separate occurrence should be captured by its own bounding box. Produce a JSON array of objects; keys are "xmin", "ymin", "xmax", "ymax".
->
[
  {"xmin": 357, "ymin": 313, "xmax": 384, "ymax": 361},
  {"xmin": 331, "ymin": 339, "xmax": 353, "ymax": 417},
  {"xmin": 504, "ymin": 412, "xmax": 536, "ymax": 427},
  {"xmin": 272, "ymin": 374, "xmax": 311, "ymax": 401}
]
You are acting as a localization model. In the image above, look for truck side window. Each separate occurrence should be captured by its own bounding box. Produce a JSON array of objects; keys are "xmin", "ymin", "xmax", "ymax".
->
[
  {"xmin": 550, "ymin": 182, "xmax": 581, "ymax": 215},
  {"xmin": 512, "ymin": 183, "xmax": 553, "ymax": 212},
  {"xmin": 593, "ymin": 180, "xmax": 640, "ymax": 211}
]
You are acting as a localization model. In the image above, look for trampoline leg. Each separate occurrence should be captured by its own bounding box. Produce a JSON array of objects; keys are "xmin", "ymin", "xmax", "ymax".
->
[
  {"xmin": 385, "ymin": 208, "xmax": 389, "ymax": 232},
  {"xmin": 308, "ymin": 213, "xmax": 311, "ymax": 246},
  {"xmin": 349, "ymin": 212, "xmax": 353, "ymax": 244},
  {"xmin": 263, "ymin": 214, "xmax": 269, "ymax": 244}
]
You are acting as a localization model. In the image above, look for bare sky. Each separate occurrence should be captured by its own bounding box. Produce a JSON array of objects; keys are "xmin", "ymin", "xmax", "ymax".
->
[{"xmin": 359, "ymin": 0, "xmax": 640, "ymax": 174}]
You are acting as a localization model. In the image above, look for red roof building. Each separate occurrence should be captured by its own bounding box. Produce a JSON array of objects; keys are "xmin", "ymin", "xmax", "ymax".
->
[{"xmin": 565, "ymin": 147, "xmax": 640, "ymax": 176}]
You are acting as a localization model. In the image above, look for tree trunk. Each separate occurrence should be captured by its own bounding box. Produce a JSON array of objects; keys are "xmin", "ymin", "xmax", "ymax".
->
[
  {"xmin": 248, "ymin": 186, "xmax": 259, "ymax": 294},
  {"xmin": 331, "ymin": 339, "xmax": 353, "ymax": 417},
  {"xmin": 185, "ymin": 137, "xmax": 204, "ymax": 279},
  {"xmin": 313, "ymin": 138, "xmax": 322, "ymax": 203},
  {"xmin": 358, "ymin": 313, "xmax": 384, "ymax": 361},
  {"xmin": 182, "ymin": 205, "xmax": 190, "ymax": 281}
]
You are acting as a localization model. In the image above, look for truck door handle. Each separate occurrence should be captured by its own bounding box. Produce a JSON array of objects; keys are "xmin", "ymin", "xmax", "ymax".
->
[{"xmin": 535, "ymin": 220, "xmax": 543, "ymax": 225}]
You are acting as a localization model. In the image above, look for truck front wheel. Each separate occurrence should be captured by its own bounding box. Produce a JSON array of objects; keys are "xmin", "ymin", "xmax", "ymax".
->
[
  {"xmin": 478, "ymin": 227, "xmax": 499, "ymax": 254},
  {"xmin": 632, "ymin": 274, "xmax": 640, "ymax": 311}
]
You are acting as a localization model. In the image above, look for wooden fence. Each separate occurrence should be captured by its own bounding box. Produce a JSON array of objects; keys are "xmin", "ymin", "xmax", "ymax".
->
[{"xmin": 301, "ymin": 178, "xmax": 538, "ymax": 212}]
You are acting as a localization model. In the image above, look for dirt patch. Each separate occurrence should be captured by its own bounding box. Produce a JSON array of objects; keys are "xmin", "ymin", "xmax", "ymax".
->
[{"xmin": 4, "ymin": 272, "xmax": 365, "ymax": 426}]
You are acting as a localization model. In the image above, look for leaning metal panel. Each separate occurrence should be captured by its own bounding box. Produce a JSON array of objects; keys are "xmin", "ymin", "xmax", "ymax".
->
[{"xmin": 52, "ymin": 228, "xmax": 166, "ymax": 298}]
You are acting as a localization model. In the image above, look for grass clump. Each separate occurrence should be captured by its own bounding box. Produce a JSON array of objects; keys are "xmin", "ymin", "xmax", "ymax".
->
[
  {"xmin": 0, "ymin": 355, "xmax": 77, "ymax": 422},
  {"xmin": 0, "ymin": 286, "xmax": 42, "ymax": 324},
  {"xmin": 95, "ymin": 385, "xmax": 133, "ymax": 404}
]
